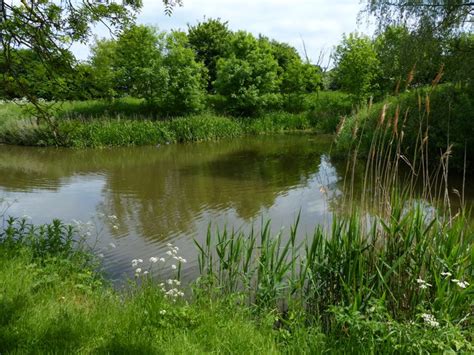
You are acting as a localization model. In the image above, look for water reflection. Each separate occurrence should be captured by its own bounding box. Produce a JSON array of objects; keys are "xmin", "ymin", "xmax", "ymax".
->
[{"xmin": 0, "ymin": 135, "xmax": 344, "ymax": 281}]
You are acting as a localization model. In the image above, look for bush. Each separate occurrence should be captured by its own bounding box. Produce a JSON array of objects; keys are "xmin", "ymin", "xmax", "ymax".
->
[
  {"xmin": 306, "ymin": 91, "xmax": 353, "ymax": 133},
  {"xmin": 213, "ymin": 31, "xmax": 282, "ymax": 116}
]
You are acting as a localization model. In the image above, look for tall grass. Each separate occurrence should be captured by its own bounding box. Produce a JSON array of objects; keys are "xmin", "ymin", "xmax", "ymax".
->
[{"xmin": 192, "ymin": 76, "xmax": 473, "ymax": 349}]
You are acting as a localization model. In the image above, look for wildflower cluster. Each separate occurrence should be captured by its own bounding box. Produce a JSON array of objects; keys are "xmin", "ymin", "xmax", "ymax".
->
[
  {"xmin": 452, "ymin": 279, "xmax": 470, "ymax": 289},
  {"xmin": 131, "ymin": 242, "xmax": 187, "ymax": 299},
  {"xmin": 158, "ymin": 279, "xmax": 185, "ymax": 300},
  {"xmin": 440, "ymin": 271, "xmax": 470, "ymax": 289},
  {"xmin": 416, "ymin": 278, "xmax": 432, "ymax": 290},
  {"xmin": 421, "ymin": 313, "xmax": 440, "ymax": 328},
  {"xmin": 0, "ymin": 97, "xmax": 48, "ymax": 105}
]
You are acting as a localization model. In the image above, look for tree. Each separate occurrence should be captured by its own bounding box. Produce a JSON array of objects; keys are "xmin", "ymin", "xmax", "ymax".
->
[
  {"xmin": 154, "ymin": 31, "xmax": 207, "ymax": 116},
  {"xmin": 280, "ymin": 61, "xmax": 322, "ymax": 111},
  {"xmin": 0, "ymin": 0, "xmax": 180, "ymax": 139},
  {"xmin": 187, "ymin": 18, "xmax": 231, "ymax": 93},
  {"xmin": 333, "ymin": 33, "xmax": 381, "ymax": 104},
  {"xmin": 264, "ymin": 38, "xmax": 322, "ymax": 111},
  {"xmin": 364, "ymin": 0, "xmax": 474, "ymax": 33},
  {"xmin": 88, "ymin": 38, "xmax": 119, "ymax": 100},
  {"xmin": 114, "ymin": 25, "xmax": 165, "ymax": 101},
  {"xmin": 214, "ymin": 31, "xmax": 281, "ymax": 116}
]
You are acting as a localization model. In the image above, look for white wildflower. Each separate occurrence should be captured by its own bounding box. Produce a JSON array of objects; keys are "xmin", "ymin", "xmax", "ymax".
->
[
  {"xmin": 159, "ymin": 257, "xmax": 166, "ymax": 263},
  {"xmin": 452, "ymin": 280, "xmax": 470, "ymax": 289},
  {"xmin": 135, "ymin": 268, "xmax": 142, "ymax": 274},
  {"xmin": 166, "ymin": 251, "xmax": 173, "ymax": 256},
  {"xmin": 109, "ymin": 242, "xmax": 116, "ymax": 249},
  {"xmin": 441, "ymin": 271, "xmax": 452, "ymax": 278},
  {"xmin": 112, "ymin": 225, "xmax": 119, "ymax": 230},
  {"xmin": 421, "ymin": 313, "xmax": 440, "ymax": 328},
  {"xmin": 159, "ymin": 310, "xmax": 166, "ymax": 315},
  {"xmin": 171, "ymin": 264, "xmax": 177, "ymax": 270},
  {"xmin": 150, "ymin": 257, "xmax": 158, "ymax": 263},
  {"xmin": 143, "ymin": 271, "xmax": 149, "ymax": 275},
  {"xmin": 132, "ymin": 259, "xmax": 138, "ymax": 267},
  {"xmin": 416, "ymin": 278, "xmax": 431, "ymax": 289}
]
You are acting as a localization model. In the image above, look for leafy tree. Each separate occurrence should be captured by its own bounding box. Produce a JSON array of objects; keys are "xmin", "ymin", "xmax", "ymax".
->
[
  {"xmin": 264, "ymin": 38, "xmax": 301, "ymax": 72},
  {"xmin": 0, "ymin": 0, "xmax": 179, "ymax": 139},
  {"xmin": 365, "ymin": 0, "xmax": 472, "ymax": 93},
  {"xmin": 88, "ymin": 38, "xmax": 119, "ymax": 100},
  {"xmin": 374, "ymin": 26, "xmax": 414, "ymax": 93},
  {"xmin": 444, "ymin": 32, "xmax": 474, "ymax": 91},
  {"xmin": 214, "ymin": 31, "xmax": 281, "ymax": 116},
  {"xmin": 364, "ymin": 0, "xmax": 474, "ymax": 33},
  {"xmin": 333, "ymin": 33, "xmax": 381, "ymax": 104},
  {"xmin": 279, "ymin": 61, "xmax": 322, "ymax": 112},
  {"xmin": 154, "ymin": 31, "xmax": 207, "ymax": 116},
  {"xmin": 0, "ymin": 48, "xmax": 75, "ymax": 100},
  {"xmin": 187, "ymin": 18, "xmax": 231, "ymax": 92},
  {"xmin": 114, "ymin": 25, "xmax": 165, "ymax": 101}
]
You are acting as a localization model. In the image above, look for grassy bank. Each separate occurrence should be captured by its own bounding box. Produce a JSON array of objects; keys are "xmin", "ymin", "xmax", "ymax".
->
[
  {"xmin": 335, "ymin": 84, "xmax": 474, "ymax": 172},
  {"xmin": 0, "ymin": 91, "xmax": 352, "ymax": 148},
  {"xmin": 1, "ymin": 203, "xmax": 472, "ymax": 353}
]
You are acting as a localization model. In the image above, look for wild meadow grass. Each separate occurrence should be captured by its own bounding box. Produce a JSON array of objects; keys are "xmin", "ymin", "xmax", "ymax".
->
[
  {"xmin": 1, "ymin": 204, "xmax": 472, "ymax": 353},
  {"xmin": 0, "ymin": 91, "xmax": 349, "ymax": 147}
]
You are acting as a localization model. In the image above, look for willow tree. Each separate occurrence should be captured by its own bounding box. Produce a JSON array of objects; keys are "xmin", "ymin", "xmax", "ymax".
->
[
  {"xmin": 364, "ymin": 1, "xmax": 473, "ymax": 90},
  {"xmin": 364, "ymin": 0, "xmax": 473, "ymax": 32},
  {"xmin": 0, "ymin": 0, "xmax": 181, "ymax": 141}
]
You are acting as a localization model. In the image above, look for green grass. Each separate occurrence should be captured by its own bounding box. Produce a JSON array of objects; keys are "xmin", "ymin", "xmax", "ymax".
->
[
  {"xmin": 0, "ymin": 92, "xmax": 353, "ymax": 148},
  {"xmin": 0, "ymin": 111, "xmax": 318, "ymax": 148},
  {"xmin": 1, "ymin": 206, "xmax": 472, "ymax": 353}
]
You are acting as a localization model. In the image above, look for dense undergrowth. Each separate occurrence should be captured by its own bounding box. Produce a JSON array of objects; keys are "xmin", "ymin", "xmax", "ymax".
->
[
  {"xmin": 335, "ymin": 84, "xmax": 474, "ymax": 172},
  {"xmin": 0, "ymin": 91, "xmax": 352, "ymax": 148}
]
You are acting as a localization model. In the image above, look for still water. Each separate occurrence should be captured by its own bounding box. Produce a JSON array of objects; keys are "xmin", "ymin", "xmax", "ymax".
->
[{"xmin": 0, "ymin": 134, "xmax": 469, "ymax": 282}]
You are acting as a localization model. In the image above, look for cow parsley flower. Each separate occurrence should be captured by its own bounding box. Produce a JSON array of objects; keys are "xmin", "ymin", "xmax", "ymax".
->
[{"xmin": 421, "ymin": 313, "xmax": 439, "ymax": 328}]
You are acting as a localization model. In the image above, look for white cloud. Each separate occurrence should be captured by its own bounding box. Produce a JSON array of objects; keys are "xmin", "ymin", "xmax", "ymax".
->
[{"xmin": 73, "ymin": 0, "xmax": 375, "ymax": 65}]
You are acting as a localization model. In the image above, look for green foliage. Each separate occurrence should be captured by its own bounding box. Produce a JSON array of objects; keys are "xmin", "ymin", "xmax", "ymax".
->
[
  {"xmin": 280, "ymin": 62, "xmax": 322, "ymax": 112},
  {"xmin": 214, "ymin": 31, "xmax": 282, "ymax": 116},
  {"xmin": 243, "ymin": 111, "xmax": 311, "ymax": 134},
  {"xmin": 187, "ymin": 18, "xmax": 232, "ymax": 92},
  {"xmin": 336, "ymin": 84, "xmax": 474, "ymax": 172},
  {"xmin": 0, "ymin": 49, "xmax": 76, "ymax": 100},
  {"xmin": 88, "ymin": 39, "xmax": 119, "ymax": 99},
  {"xmin": 114, "ymin": 25, "xmax": 165, "ymax": 101},
  {"xmin": 0, "ymin": 202, "xmax": 472, "ymax": 352},
  {"xmin": 307, "ymin": 91, "xmax": 353, "ymax": 133},
  {"xmin": 444, "ymin": 33, "xmax": 474, "ymax": 91},
  {"xmin": 167, "ymin": 115, "xmax": 243, "ymax": 142},
  {"xmin": 333, "ymin": 33, "xmax": 381, "ymax": 104},
  {"xmin": 374, "ymin": 26, "xmax": 415, "ymax": 94},
  {"xmin": 153, "ymin": 31, "xmax": 207, "ymax": 116}
]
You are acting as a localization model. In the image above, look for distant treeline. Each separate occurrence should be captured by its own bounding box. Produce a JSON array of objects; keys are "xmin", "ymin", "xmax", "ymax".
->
[{"xmin": 1, "ymin": 19, "xmax": 472, "ymax": 116}]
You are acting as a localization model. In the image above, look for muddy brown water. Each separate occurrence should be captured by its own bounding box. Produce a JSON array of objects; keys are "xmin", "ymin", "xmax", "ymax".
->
[{"xmin": 0, "ymin": 134, "xmax": 471, "ymax": 283}]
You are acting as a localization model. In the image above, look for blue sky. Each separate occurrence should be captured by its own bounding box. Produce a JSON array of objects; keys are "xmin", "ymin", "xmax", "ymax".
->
[{"xmin": 71, "ymin": 0, "xmax": 375, "ymax": 65}]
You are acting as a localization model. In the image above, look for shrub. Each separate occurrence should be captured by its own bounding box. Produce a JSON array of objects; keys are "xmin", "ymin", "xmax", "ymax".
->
[{"xmin": 306, "ymin": 91, "xmax": 353, "ymax": 133}]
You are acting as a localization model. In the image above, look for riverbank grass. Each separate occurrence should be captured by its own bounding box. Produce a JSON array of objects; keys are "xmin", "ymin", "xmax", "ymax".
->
[{"xmin": 1, "ymin": 208, "xmax": 472, "ymax": 353}]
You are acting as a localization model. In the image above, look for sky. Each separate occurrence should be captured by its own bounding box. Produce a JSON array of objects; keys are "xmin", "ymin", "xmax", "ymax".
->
[{"xmin": 71, "ymin": 0, "xmax": 376, "ymax": 66}]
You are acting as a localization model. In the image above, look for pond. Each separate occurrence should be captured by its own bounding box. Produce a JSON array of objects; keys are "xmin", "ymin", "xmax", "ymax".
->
[{"xmin": 0, "ymin": 134, "xmax": 471, "ymax": 283}]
